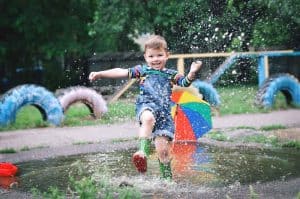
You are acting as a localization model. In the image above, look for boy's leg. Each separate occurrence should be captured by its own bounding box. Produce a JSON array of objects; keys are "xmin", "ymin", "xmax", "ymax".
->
[
  {"xmin": 159, "ymin": 160, "xmax": 172, "ymax": 180},
  {"xmin": 132, "ymin": 110, "xmax": 154, "ymax": 173},
  {"xmin": 155, "ymin": 136, "xmax": 172, "ymax": 180}
]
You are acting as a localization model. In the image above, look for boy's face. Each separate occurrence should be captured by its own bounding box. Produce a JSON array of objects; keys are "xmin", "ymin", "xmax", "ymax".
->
[{"xmin": 144, "ymin": 48, "xmax": 169, "ymax": 70}]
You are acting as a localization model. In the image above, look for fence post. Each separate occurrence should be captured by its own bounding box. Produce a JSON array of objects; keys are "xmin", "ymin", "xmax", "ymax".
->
[
  {"xmin": 177, "ymin": 57, "xmax": 185, "ymax": 75},
  {"xmin": 258, "ymin": 55, "xmax": 269, "ymax": 87},
  {"xmin": 109, "ymin": 79, "xmax": 136, "ymax": 103}
]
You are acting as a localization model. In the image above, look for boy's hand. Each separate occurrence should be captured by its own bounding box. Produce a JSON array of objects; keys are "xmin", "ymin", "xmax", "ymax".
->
[
  {"xmin": 187, "ymin": 61, "xmax": 202, "ymax": 81},
  {"xmin": 190, "ymin": 61, "xmax": 202, "ymax": 73},
  {"xmin": 89, "ymin": 72, "xmax": 99, "ymax": 82}
]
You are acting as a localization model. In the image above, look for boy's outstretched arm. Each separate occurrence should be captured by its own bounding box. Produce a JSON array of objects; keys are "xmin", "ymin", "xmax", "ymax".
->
[
  {"xmin": 187, "ymin": 61, "xmax": 202, "ymax": 81},
  {"xmin": 89, "ymin": 68, "xmax": 128, "ymax": 82}
]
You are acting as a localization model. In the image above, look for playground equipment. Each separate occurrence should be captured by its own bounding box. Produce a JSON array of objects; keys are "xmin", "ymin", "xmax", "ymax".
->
[
  {"xmin": 255, "ymin": 73, "xmax": 300, "ymax": 108},
  {"xmin": 192, "ymin": 80, "xmax": 220, "ymax": 106},
  {"xmin": 204, "ymin": 51, "xmax": 300, "ymax": 85},
  {"xmin": 0, "ymin": 84, "xmax": 108, "ymax": 127},
  {"xmin": 56, "ymin": 86, "xmax": 108, "ymax": 118},
  {"xmin": 0, "ymin": 84, "xmax": 64, "ymax": 127},
  {"xmin": 202, "ymin": 50, "xmax": 300, "ymax": 108}
]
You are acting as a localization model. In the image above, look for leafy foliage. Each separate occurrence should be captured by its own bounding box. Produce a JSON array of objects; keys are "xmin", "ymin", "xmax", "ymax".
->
[
  {"xmin": 0, "ymin": 0, "xmax": 299, "ymax": 91},
  {"xmin": 163, "ymin": 0, "xmax": 299, "ymax": 52}
]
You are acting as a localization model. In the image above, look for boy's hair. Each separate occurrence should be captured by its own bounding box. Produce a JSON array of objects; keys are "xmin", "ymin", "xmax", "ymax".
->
[{"xmin": 144, "ymin": 35, "xmax": 168, "ymax": 52}]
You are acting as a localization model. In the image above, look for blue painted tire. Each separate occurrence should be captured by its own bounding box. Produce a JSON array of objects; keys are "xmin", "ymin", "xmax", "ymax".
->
[
  {"xmin": 192, "ymin": 80, "xmax": 221, "ymax": 106},
  {"xmin": 0, "ymin": 84, "xmax": 64, "ymax": 127},
  {"xmin": 255, "ymin": 73, "xmax": 300, "ymax": 108},
  {"xmin": 56, "ymin": 86, "xmax": 108, "ymax": 119}
]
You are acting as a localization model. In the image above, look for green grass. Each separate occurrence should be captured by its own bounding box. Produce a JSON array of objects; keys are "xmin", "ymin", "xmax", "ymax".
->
[
  {"xmin": 234, "ymin": 126, "xmax": 256, "ymax": 130},
  {"xmin": 0, "ymin": 105, "xmax": 48, "ymax": 131},
  {"xmin": 205, "ymin": 131, "xmax": 229, "ymax": 141},
  {"xmin": 282, "ymin": 140, "xmax": 300, "ymax": 149},
  {"xmin": 73, "ymin": 141, "xmax": 94, "ymax": 145},
  {"xmin": 111, "ymin": 137, "xmax": 136, "ymax": 143},
  {"xmin": 20, "ymin": 146, "xmax": 30, "ymax": 151},
  {"xmin": 206, "ymin": 130, "xmax": 279, "ymax": 146},
  {"xmin": 260, "ymin": 125, "xmax": 286, "ymax": 131},
  {"xmin": 0, "ymin": 101, "xmax": 135, "ymax": 131},
  {"xmin": 217, "ymin": 85, "xmax": 262, "ymax": 115},
  {"xmin": 62, "ymin": 101, "xmax": 135, "ymax": 126},
  {"xmin": 0, "ymin": 148, "xmax": 17, "ymax": 154},
  {"xmin": 0, "ymin": 85, "xmax": 298, "ymax": 131},
  {"xmin": 206, "ymin": 128, "xmax": 300, "ymax": 149},
  {"xmin": 242, "ymin": 134, "xmax": 279, "ymax": 146},
  {"xmin": 217, "ymin": 85, "xmax": 291, "ymax": 115}
]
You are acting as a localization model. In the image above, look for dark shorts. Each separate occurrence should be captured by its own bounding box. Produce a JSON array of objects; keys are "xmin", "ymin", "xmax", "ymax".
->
[{"xmin": 136, "ymin": 102, "xmax": 174, "ymax": 141}]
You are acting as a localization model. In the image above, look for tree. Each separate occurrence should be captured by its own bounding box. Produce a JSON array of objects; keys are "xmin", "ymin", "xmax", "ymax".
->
[
  {"xmin": 251, "ymin": 0, "xmax": 300, "ymax": 49},
  {"xmin": 1, "ymin": 0, "xmax": 299, "ymax": 91},
  {"xmin": 160, "ymin": 0, "xmax": 299, "ymax": 83},
  {"xmin": 0, "ymin": 0, "xmax": 99, "ymax": 90}
]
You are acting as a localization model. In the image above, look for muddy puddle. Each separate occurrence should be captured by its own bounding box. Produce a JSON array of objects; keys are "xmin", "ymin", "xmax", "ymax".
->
[{"xmin": 2, "ymin": 143, "xmax": 300, "ymax": 197}]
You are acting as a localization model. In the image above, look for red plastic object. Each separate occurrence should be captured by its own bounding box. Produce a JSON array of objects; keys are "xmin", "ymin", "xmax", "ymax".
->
[
  {"xmin": 0, "ymin": 176, "xmax": 19, "ymax": 189},
  {"xmin": 0, "ymin": 162, "xmax": 18, "ymax": 177}
]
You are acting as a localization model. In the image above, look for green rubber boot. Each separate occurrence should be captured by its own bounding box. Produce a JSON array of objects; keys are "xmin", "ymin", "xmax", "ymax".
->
[
  {"xmin": 139, "ymin": 138, "xmax": 151, "ymax": 157},
  {"xmin": 159, "ymin": 161, "xmax": 172, "ymax": 180},
  {"xmin": 132, "ymin": 138, "xmax": 151, "ymax": 173}
]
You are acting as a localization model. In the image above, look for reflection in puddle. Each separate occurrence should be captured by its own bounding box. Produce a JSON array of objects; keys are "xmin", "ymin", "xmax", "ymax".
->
[{"xmin": 0, "ymin": 176, "xmax": 19, "ymax": 189}]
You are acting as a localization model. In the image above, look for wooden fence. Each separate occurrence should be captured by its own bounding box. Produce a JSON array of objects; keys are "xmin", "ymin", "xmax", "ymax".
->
[{"xmin": 109, "ymin": 50, "xmax": 298, "ymax": 102}]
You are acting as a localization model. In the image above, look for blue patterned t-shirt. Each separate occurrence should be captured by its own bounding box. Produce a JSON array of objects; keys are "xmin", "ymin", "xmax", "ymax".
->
[{"xmin": 128, "ymin": 64, "xmax": 192, "ymax": 106}]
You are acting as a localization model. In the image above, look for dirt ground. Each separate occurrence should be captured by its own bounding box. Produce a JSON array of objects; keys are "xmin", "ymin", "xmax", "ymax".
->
[
  {"xmin": 1, "ymin": 109, "xmax": 299, "ymax": 153},
  {"xmin": 0, "ymin": 109, "xmax": 300, "ymax": 198}
]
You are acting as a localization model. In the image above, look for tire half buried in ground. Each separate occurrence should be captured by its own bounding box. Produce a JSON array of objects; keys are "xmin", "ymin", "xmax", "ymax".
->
[
  {"xmin": 192, "ymin": 80, "xmax": 221, "ymax": 106},
  {"xmin": 255, "ymin": 73, "xmax": 300, "ymax": 108},
  {"xmin": 57, "ymin": 86, "xmax": 108, "ymax": 119},
  {"xmin": 0, "ymin": 84, "xmax": 64, "ymax": 126}
]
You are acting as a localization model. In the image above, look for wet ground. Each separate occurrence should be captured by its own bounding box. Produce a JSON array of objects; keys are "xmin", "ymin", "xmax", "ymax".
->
[
  {"xmin": 1, "ymin": 141, "xmax": 300, "ymax": 199},
  {"xmin": 15, "ymin": 144, "xmax": 300, "ymax": 191}
]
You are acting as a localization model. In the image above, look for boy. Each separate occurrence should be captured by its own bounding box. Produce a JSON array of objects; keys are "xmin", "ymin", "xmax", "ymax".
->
[{"xmin": 89, "ymin": 35, "xmax": 201, "ymax": 180}]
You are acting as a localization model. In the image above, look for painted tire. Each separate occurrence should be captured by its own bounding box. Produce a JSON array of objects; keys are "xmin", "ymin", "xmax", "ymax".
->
[
  {"xmin": 192, "ymin": 80, "xmax": 221, "ymax": 106},
  {"xmin": 0, "ymin": 163, "xmax": 18, "ymax": 177},
  {"xmin": 57, "ymin": 86, "xmax": 108, "ymax": 118},
  {"xmin": 255, "ymin": 73, "xmax": 300, "ymax": 108},
  {"xmin": 0, "ymin": 84, "xmax": 63, "ymax": 127}
]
